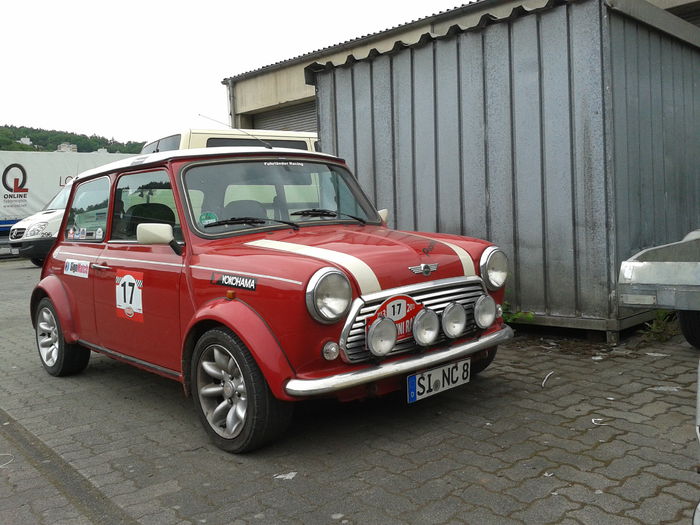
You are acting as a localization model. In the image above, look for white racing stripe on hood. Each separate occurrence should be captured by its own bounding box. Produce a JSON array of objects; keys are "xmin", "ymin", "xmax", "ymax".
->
[
  {"xmin": 408, "ymin": 233, "xmax": 476, "ymax": 276},
  {"xmin": 245, "ymin": 239, "xmax": 382, "ymax": 294}
]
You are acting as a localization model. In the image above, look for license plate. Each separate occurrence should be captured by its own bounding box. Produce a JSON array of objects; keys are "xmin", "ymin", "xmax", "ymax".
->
[
  {"xmin": 407, "ymin": 358, "xmax": 471, "ymax": 403},
  {"xmin": 11, "ymin": 248, "xmax": 19, "ymax": 255}
]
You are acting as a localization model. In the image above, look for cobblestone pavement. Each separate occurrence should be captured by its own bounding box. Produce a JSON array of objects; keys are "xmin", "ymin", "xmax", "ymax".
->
[{"xmin": 0, "ymin": 257, "xmax": 698, "ymax": 524}]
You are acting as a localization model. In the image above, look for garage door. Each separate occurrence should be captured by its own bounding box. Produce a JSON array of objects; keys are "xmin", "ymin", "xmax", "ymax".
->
[{"xmin": 252, "ymin": 101, "xmax": 317, "ymax": 132}]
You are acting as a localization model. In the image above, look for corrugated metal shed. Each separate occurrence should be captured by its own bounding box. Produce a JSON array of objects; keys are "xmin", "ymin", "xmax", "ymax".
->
[{"xmin": 306, "ymin": 0, "xmax": 700, "ymax": 336}]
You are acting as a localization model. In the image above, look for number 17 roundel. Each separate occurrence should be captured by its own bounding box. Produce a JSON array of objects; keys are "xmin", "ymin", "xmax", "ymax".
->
[{"xmin": 115, "ymin": 269, "xmax": 144, "ymax": 322}]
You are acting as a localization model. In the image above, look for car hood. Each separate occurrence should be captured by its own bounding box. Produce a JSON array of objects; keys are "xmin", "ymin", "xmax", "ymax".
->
[{"xmin": 196, "ymin": 225, "xmax": 491, "ymax": 295}]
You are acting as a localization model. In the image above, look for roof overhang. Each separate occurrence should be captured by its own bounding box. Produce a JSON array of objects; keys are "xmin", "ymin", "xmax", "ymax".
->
[{"xmin": 303, "ymin": 0, "xmax": 700, "ymax": 85}]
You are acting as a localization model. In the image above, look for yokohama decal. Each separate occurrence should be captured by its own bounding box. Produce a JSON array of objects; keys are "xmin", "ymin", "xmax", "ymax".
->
[
  {"xmin": 210, "ymin": 272, "xmax": 257, "ymax": 291},
  {"xmin": 115, "ymin": 270, "xmax": 144, "ymax": 322}
]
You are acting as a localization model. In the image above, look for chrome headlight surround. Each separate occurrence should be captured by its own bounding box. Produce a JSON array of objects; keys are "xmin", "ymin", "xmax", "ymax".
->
[
  {"xmin": 26, "ymin": 222, "xmax": 48, "ymax": 238},
  {"xmin": 480, "ymin": 247, "xmax": 508, "ymax": 290},
  {"xmin": 306, "ymin": 268, "xmax": 352, "ymax": 324}
]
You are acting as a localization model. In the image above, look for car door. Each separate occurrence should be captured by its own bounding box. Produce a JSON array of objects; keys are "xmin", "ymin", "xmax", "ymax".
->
[
  {"xmin": 92, "ymin": 169, "xmax": 184, "ymax": 374},
  {"xmin": 54, "ymin": 176, "xmax": 111, "ymax": 344}
]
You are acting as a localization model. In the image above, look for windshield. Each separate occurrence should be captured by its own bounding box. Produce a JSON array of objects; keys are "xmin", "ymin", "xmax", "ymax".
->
[
  {"xmin": 43, "ymin": 184, "xmax": 72, "ymax": 211},
  {"xmin": 183, "ymin": 160, "xmax": 379, "ymax": 234}
]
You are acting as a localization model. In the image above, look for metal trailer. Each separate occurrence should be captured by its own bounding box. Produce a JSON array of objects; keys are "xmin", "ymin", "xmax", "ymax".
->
[{"xmin": 618, "ymin": 229, "xmax": 700, "ymax": 349}]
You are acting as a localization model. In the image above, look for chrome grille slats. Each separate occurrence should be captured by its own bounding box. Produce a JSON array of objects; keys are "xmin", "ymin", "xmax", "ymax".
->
[{"xmin": 340, "ymin": 277, "xmax": 487, "ymax": 363}]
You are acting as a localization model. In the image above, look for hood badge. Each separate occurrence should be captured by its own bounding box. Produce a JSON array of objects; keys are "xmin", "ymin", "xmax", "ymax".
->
[{"xmin": 409, "ymin": 263, "xmax": 438, "ymax": 276}]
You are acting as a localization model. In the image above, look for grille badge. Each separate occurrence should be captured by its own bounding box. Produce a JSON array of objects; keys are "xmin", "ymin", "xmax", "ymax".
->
[{"xmin": 408, "ymin": 263, "xmax": 438, "ymax": 276}]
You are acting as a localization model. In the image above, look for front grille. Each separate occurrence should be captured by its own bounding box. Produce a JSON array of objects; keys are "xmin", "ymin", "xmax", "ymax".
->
[
  {"xmin": 340, "ymin": 277, "xmax": 487, "ymax": 363},
  {"xmin": 10, "ymin": 228, "xmax": 25, "ymax": 240}
]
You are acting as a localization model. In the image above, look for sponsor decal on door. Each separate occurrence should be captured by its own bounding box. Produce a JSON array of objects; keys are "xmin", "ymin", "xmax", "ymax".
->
[{"xmin": 64, "ymin": 259, "xmax": 90, "ymax": 279}]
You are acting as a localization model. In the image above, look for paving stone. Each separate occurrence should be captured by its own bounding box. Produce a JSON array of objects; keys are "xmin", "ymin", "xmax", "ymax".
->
[
  {"xmin": 624, "ymin": 492, "xmax": 694, "ymax": 523},
  {"xmin": 511, "ymin": 494, "xmax": 581, "ymax": 524},
  {"xmin": 608, "ymin": 471, "xmax": 673, "ymax": 501}
]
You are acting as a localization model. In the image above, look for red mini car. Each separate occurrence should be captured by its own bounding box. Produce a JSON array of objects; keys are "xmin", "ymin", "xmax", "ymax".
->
[{"xmin": 31, "ymin": 147, "xmax": 513, "ymax": 452}]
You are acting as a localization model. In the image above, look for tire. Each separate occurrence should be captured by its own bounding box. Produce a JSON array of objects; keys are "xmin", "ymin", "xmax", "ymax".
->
[
  {"xmin": 30, "ymin": 258, "xmax": 44, "ymax": 267},
  {"xmin": 35, "ymin": 298, "xmax": 90, "ymax": 376},
  {"xmin": 679, "ymin": 311, "xmax": 700, "ymax": 350},
  {"xmin": 191, "ymin": 328, "xmax": 292, "ymax": 453},
  {"xmin": 471, "ymin": 346, "xmax": 498, "ymax": 376}
]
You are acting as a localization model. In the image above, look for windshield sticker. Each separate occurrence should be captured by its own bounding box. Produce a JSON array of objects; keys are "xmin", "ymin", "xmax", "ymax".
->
[
  {"xmin": 115, "ymin": 270, "xmax": 144, "ymax": 322},
  {"xmin": 210, "ymin": 272, "xmax": 257, "ymax": 291},
  {"xmin": 64, "ymin": 259, "xmax": 90, "ymax": 279},
  {"xmin": 95, "ymin": 228, "xmax": 103, "ymax": 240},
  {"xmin": 264, "ymin": 161, "xmax": 304, "ymax": 167},
  {"xmin": 199, "ymin": 212, "xmax": 218, "ymax": 226}
]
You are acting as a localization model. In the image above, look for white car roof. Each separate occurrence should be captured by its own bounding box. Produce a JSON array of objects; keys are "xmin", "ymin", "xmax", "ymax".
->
[{"xmin": 78, "ymin": 146, "xmax": 340, "ymax": 180}]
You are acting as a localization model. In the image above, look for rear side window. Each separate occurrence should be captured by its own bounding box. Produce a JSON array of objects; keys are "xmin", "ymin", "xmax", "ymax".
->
[
  {"xmin": 64, "ymin": 178, "xmax": 110, "ymax": 242},
  {"xmin": 157, "ymin": 134, "xmax": 181, "ymax": 152},
  {"xmin": 140, "ymin": 134, "xmax": 181, "ymax": 154},
  {"xmin": 206, "ymin": 137, "xmax": 308, "ymax": 150}
]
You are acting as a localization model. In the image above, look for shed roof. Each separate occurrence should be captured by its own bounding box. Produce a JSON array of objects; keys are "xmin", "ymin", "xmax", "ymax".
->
[{"xmin": 302, "ymin": 0, "xmax": 700, "ymax": 84}]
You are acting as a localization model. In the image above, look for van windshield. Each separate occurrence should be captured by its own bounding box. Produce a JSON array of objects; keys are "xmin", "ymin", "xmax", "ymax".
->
[{"xmin": 43, "ymin": 185, "xmax": 72, "ymax": 211}]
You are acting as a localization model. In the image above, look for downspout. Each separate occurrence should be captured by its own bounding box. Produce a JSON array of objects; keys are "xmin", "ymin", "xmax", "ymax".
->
[{"xmin": 224, "ymin": 78, "xmax": 237, "ymax": 128}]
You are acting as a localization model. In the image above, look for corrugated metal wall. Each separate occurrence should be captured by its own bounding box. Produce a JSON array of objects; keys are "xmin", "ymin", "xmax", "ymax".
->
[
  {"xmin": 609, "ymin": 11, "xmax": 700, "ymax": 269},
  {"xmin": 315, "ymin": 0, "xmax": 614, "ymax": 324}
]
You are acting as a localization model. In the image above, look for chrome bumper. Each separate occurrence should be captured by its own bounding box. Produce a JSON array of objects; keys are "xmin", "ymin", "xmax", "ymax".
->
[{"xmin": 284, "ymin": 324, "xmax": 514, "ymax": 397}]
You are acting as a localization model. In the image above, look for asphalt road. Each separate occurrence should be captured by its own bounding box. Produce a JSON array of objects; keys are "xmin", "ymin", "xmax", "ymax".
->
[{"xmin": 0, "ymin": 257, "xmax": 698, "ymax": 524}]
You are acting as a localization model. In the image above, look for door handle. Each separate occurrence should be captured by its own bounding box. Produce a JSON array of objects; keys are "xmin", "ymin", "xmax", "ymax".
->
[{"xmin": 92, "ymin": 263, "xmax": 112, "ymax": 271}]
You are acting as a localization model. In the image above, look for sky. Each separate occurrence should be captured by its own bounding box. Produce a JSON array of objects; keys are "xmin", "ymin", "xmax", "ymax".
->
[{"xmin": 2, "ymin": 0, "xmax": 463, "ymax": 143}]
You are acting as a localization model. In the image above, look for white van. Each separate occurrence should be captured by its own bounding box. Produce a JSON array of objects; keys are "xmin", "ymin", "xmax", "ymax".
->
[
  {"xmin": 140, "ymin": 129, "xmax": 319, "ymax": 154},
  {"xmin": 9, "ymin": 182, "xmax": 73, "ymax": 266}
]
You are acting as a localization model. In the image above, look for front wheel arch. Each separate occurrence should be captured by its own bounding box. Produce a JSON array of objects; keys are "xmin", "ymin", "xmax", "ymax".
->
[{"xmin": 181, "ymin": 301, "xmax": 296, "ymax": 401}]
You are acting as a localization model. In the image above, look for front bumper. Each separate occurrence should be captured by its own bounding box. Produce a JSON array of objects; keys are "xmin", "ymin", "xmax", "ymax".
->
[
  {"xmin": 9, "ymin": 237, "xmax": 55, "ymax": 259},
  {"xmin": 284, "ymin": 324, "xmax": 514, "ymax": 397}
]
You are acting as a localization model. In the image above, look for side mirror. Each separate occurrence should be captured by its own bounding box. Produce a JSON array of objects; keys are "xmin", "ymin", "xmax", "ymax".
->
[
  {"xmin": 136, "ymin": 223, "xmax": 182, "ymax": 255},
  {"xmin": 378, "ymin": 209, "xmax": 389, "ymax": 223}
]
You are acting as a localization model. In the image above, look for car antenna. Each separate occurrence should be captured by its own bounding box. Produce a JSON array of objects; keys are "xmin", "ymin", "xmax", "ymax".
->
[{"xmin": 197, "ymin": 114, "xmax": 273, "ymax": 149}]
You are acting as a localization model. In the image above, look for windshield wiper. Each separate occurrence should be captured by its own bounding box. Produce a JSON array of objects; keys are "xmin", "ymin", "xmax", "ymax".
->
[
  {"xmin": 290, "ymin": 208, "xmax": 366, "ymax": 225},
  {"xmin": 203, "ymin": 216, "xmax": 299, "ymax": 231}
]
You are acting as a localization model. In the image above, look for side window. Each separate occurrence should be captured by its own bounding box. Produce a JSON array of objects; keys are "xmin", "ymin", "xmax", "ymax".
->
[
  {"xmin": 65, "ymin": 178, "xmax": 109, "ymax": 242},
  {"xmin": 111, "ymin": 171, "xmax": 181, "ymax": 241}
]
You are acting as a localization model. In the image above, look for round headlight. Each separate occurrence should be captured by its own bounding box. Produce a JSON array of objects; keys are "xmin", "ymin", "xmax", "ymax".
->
[
  {"xmin": 413, "ymin": 309, "xmax": 440, "ymax": 346},
  {"xmin": 367, "ymin": 317, "xmax": 397, "ymax": 357},
  {"xmin": 480, "ymin": 247, "xmax": 508, "ymax": 290},
  {"xmin": 306, "ymin": 268, "xmax": 352, "ymax": 324},
  {"xmin": 442, "ymin": 302, "xmax": 467, "ymax": 338},
  {"xmin": 474, "ymin": 295, "xmax": 497, "ymax": 329}
]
